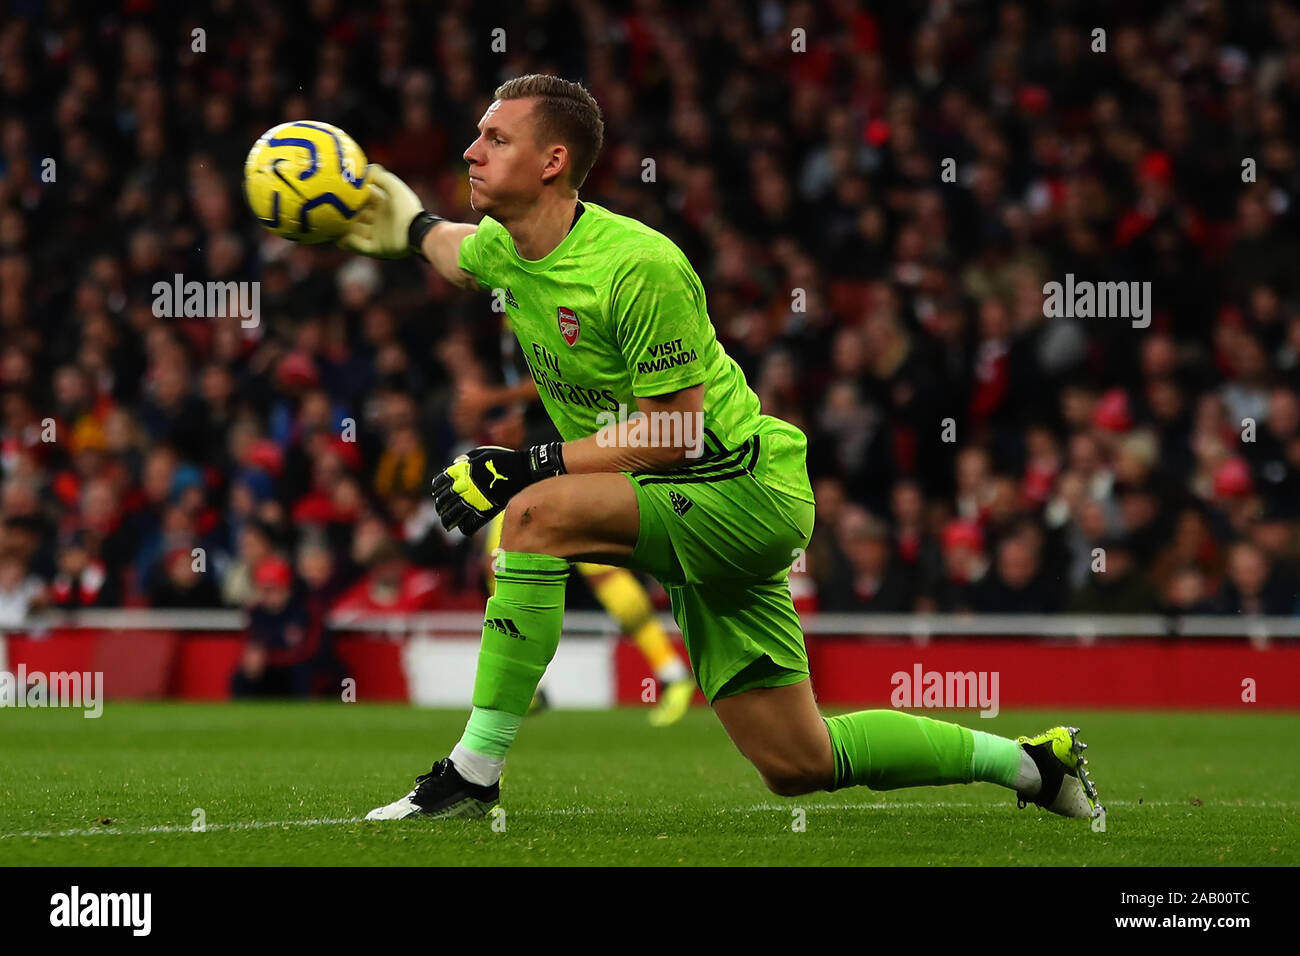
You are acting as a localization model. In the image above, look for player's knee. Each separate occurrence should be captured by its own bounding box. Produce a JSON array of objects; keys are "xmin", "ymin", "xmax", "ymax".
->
[
  {"xmin": 760, "ymin": 769, "xmax": 821, "ymax": 797},
  {"xmin": 500, "ymin": 484, "xmax": 565, "ymax": 552},
  {"xmin": 753, "ymin": 754, "xmax": 832, "ymax": 797}
]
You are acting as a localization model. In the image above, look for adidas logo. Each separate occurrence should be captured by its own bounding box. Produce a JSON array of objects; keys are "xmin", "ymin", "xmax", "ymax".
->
[
  {"xmin": 485, "ymin": 617, "xmax": 524, "ymax": 640},
  {"xmin": 668, "ymin": 490, "xmax": 694, "ymax": 517},
  {"xmin": 503, "ymin": 287, "xmax": 519, "ymax": 308}
]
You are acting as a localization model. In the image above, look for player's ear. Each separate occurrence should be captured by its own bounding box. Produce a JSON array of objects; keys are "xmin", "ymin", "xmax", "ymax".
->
[{"xmin": 540, "ymin": 145, "xmax": 569, "ymax": 186}]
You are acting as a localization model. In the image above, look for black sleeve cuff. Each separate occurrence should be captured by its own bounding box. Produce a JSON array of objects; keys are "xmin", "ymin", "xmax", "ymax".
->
[
  {"xmin": 408, "ymin": 211, "xmax": 447, "ymax": 261},
  {"xmin": 526, "ymin": 441, "xmax": 567, "ymax": 480}
]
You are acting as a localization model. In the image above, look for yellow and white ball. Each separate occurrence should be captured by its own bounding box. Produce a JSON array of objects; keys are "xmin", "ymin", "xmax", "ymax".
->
[{"xmin": 243, "ymin": 121, "xmax": 371, "ymax": 243}]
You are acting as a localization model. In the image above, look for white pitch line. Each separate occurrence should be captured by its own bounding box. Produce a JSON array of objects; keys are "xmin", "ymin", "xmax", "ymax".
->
[
  {"xmin": 3, "ymin": 798, "xmax": 1294, "ymax": 840},
  {"xmin": 1, "ymin": 817, "xmax": 366, "ymax": 840}
]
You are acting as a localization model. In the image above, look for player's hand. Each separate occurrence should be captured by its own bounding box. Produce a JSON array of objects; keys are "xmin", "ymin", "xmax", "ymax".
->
[
  {"xmin": 431, "ymin": 445, "xmax": 525, "ymax": 536},
  {"xmin": 431, "ymin": 443, "xmax": 567, "ymax": 536},
  {"xmin": 337, "ymin": 164, "xmax": 423, "ymax": 259}
]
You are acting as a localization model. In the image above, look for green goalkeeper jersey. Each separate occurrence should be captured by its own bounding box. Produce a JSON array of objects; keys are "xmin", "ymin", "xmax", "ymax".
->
[{"xmin": 456, "ymin": 201, "xmax": 814, "ymax": 503}]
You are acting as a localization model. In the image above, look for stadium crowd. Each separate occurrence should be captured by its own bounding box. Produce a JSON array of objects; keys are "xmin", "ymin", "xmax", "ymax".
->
[{"xmin": 2, "ymin": 0, "xmax": 1300, "ymax": 632}]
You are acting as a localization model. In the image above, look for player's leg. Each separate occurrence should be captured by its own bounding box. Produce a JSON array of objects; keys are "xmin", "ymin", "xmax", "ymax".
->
[
  {"xmin": 681, "ymin": 572, "xmax": 1099, "ymax": 816},
  {"xmin": 483, "ymin": 510, "xmax": 552, "ymax": 715},
  {"xmin": 496, "ymin": 471, "xmax": 641, "ymax": 558},
  {"xmin": 711, "ymin": 674, "xmax": 1100, "ymax": 817},
  {"xmin": 450, "ymin": 473, "xmax": 638, "ymax": 772},
  {"xmin": 709, "ymin": 666, "xmax": 994, "ymax": 795},
  {"xmin": 690, "ymin": 581, "xmax": 983, "ymax": 797},
  {"xmin": 489, "ymin": 495, "xmax": 692, "ymax": 723},
  {"xmin": 574, "ymin": 562, "xmax": 693, "ymax": 726},
  {"xmin": 711, "ymin": 678, "xmax": 833, "ymax": 794},
  {"xmin": 631, "ymin": 465, "xmax": 1102, "ymax": 820},
  {"xmin": 367, "ymin": 473, "xmax": 640, "ymax": 820}
]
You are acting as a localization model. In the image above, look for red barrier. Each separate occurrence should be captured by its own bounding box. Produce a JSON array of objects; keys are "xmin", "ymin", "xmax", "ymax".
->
[
  {"xmin": 8, "ymin": 630, "xmax": 1299, "ymax": 709},
  {"xmin": 804, "ymin": 638, "xmax": 1300, "ymax": 709},
  {"xmin": 613, "ymin": 637, "xmax": 1300, "ymax": 709},
  {"xmin": 167, "ymin": 634, "xmax": 410, "ymax": 700},
  {"xmin": 170, "ymin": 634, "xmax": 244, "ymax": 700},
  {"xmin": 6, "ymin": 632, "xmax": 414, "ymax": 701},
  {"xmin": 334, "ymin": 634, "xmax": 408, "ymax": 701},
  {"xmin": 95, "ymin": 630, "xmax": 177, "ymax": 698},
  {"xmin": 7, "ymin": 631, "xmax": 98, "ymax": 675},
  {"xmin": 7, "ymin": 629, "xmax": 178, "ymax": 699}
]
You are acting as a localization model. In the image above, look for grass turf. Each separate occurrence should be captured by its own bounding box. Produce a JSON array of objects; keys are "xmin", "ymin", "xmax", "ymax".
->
[{"xmin": 1, "ymin": 702, "xmax": 1295, "ymax": 866}]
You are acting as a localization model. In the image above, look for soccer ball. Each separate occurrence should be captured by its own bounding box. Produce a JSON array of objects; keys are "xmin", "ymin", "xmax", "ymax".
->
[{"xmin": 243, "ymin": 121, "xmax": 371, "ymax": 244}]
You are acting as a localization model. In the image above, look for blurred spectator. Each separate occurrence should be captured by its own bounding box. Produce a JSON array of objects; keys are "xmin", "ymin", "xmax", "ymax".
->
[
  {"xmin": 1150, "ymin": 506, "xmax": 1226, "ymax": 600},
  {"xmin": 149, "ymin": 545, "xmax": 221, "ymax": 608},
  {"xmin": 1160, "ymin": 564, "xmax": 1218, "ymax": 615},
  {"xmin": 1, "ymin": 1, "xmax": 1299, "ymax": 625},
  {"xmin": 888, "ymin": 478, "xmax": 938, "ymax": 578},
  {"xmin": 49, "ymin": 528, "xmax": 119, "ymax": 608},
  {"xmin": 0, "ymin": 554, "xmax": 45, "ymax": 626},
  {"xmin": 819, "ymin": 507, "xmax": 911, "ymax": 612},
  {"xmin": 1066, "ymin": 536, "xmax": 1160, "ymax": 614},
  {"xmin": 231, "ymin": 555, "xmax": 337, "ymax": 697},
  {"xmin": 1215, "ymin": 540, "xmax": 1296, "ymax": 615},
  {"xmin": 221, "ymin": 520, "xmax": 277, "ymax": 609},
  {"xmin": 921, "ymin": 519, "xmax": 988, "ymax": 612},
  {"xmin": 970, "ymin": 529, "xmax": 1057, "ymax": 613},
  {"xmin": 332, "ymin": 538, "xmax": 443, "ymax": 614}
]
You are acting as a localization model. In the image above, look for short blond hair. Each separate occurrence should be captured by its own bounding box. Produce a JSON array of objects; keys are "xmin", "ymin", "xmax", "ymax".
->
[{"xmin": 494, "ymin": 74, "xmax": 604, "ymax": 189}]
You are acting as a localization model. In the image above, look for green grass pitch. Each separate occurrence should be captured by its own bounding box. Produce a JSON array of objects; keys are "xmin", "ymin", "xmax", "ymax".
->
[{"xmin": 1, "ymin": 702, "xmax": 1295, "ymax": 866}]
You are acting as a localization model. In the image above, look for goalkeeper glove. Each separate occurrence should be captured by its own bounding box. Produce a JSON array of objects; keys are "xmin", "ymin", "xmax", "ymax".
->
[
  {"xmin": 431, "ymin": 442, "xmax": 567, "ymax": 536},
  {"xmin": 338, "ymin": 163, "xmax": 445, "ymax": 260}
]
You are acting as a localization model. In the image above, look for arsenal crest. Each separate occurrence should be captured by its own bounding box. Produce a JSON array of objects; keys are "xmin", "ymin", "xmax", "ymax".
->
[{"xmin": 557, "ymin": 306, "xmax": 580, "ymax": 346}]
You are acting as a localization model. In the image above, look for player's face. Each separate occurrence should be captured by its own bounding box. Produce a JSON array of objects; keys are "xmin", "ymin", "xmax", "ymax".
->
[{"xmin": 463, "ymin": 98, "xmax": 554, "ymax": 216}]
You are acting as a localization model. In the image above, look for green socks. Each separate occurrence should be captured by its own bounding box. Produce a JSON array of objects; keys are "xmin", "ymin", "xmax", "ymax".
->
[
  {"xmin": 456, "ymin": 706, "xmax": 524, "ymax": 761},
  {"xmin": 451, "ymin": 551, "xmax": 569, "ymax": 782},
  {"xmin": 822, "ymin": 710, "xmax": 1026, "ymax": 792},
  {"xmin": 969, "ymin": 728, "xmax": 1029, "ymax": 790}
]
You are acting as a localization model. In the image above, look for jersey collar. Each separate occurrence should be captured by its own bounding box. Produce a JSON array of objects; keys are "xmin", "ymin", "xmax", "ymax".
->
[{"xmin": 509, "ymin": 200, "xmax": 590, "ymax": 274}]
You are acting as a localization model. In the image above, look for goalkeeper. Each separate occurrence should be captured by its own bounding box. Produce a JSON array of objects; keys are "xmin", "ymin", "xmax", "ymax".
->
[{"xmin": 343, "ymin": 75, "xmax": 1102, "ymax": 823}]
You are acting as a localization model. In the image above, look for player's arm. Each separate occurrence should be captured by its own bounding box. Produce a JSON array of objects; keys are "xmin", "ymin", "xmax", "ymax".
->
[
  {"xmin": 430, "ymin": 382, "xmax": 704, "ymax": 536},
  {"xmin": 416, "ymin": 219, "xmax": 478, "ymax": 289},
  {"xmin": 561, "ymin": 383, "xmax": 705, "ymax": 473},
  {"xmin": 338, "ymin": 164, "xmax": 479, "ymax": 291}
]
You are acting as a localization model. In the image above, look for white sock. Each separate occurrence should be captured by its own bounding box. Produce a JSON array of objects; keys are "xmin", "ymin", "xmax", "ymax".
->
[
  {"xmin": 449, "ymin": 743, "xmax": 504, "ymax": 786},
  {"xmin": 656, "ymin": 658, "xmax": 690, "ymax": 684},
  {"xmin": 1016, "ymin": 751, "xmax": 1042, "ymax": 795}
]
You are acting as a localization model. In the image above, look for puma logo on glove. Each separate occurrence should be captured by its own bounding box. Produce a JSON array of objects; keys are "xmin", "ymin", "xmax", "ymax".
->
[{"xmin": 431, "ymin": 442, "xmax": 566, "ymax": 536}]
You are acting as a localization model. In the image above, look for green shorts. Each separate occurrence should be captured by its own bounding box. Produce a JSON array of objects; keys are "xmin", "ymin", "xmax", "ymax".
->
[{"xmin": 622, "ymin": 433, "xmax": 816, "ymax": 703}]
